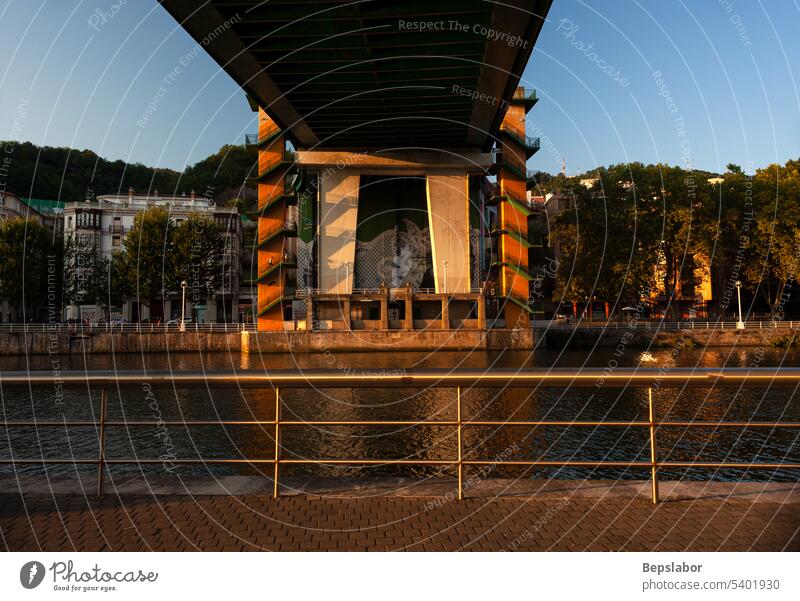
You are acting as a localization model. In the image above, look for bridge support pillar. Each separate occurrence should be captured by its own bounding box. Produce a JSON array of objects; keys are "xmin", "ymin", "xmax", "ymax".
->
[
  {"xmin": 426, "ymin": 172, "xmax": 471, "ymax": 294},
  {"xmin": 441, "ymin": 296, "xmax": 450, "ymax": 330},
  {"xmin": 306, "ymin": 297, "xmax": 314, "ymax": 331},
  {"xmin": 343, "ymin": 296, "xmax": 351, "ymax": 330},
  {"xmin": 478, "ymin": 294, "xmax": 486, "ymax": 329},
  {"xmin": 380, "ymin": 295, "xmax": 388, "ymax": 330}
]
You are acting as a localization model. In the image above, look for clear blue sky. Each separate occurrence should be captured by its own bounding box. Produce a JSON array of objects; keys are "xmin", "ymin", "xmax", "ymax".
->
[{"xmin": 1, "ymin": 0, "xmax": 798, "ymax": 175}]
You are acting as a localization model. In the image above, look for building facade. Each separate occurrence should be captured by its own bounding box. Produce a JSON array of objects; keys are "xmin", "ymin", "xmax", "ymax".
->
[{"xmin": 62, "ymin": 190, "xmax": 244, "ymax": 323}]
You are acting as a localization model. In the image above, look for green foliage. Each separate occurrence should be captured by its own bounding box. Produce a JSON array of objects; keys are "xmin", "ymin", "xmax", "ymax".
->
[
  {"xmin": 114, "ymin": 208, "xmax": 226, "ymax": 307},
  {"xmin": 0, "ymin": 218, "xmax": 61, "ymax": 321},
  {"xmin": 117, "ymin": 207, "xmax": 174, "ymax": 307},
  {"xmin": 550, "ymin": 159, "xmax": 800, "ymax": 317},
  {"xmin": 767, "ymin": 332, "xmax": 799, "ymax": 348},
  {"xmin": 0, "ymin": 141, "xmax": 257, "ymax": 203},
  {"xmin": 62, "ymin": 235, "xmax": 106, "ymax": 307},
  {"xmin": 171, "ymin": 215, "xmax": 226, "ymax": 302},
  {"xmin": 744, "ymin": 160, "xmax": 800, "ymax": 310}
]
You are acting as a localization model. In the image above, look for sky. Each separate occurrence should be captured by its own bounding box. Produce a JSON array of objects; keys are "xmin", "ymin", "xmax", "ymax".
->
[{"xmin": 0, "ymin": 0, "xmax": 798, "ymax": 176}]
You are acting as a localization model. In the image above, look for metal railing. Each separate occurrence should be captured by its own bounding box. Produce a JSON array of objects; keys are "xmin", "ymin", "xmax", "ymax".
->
[
  {"xmin": 535, "ymin": 320, "xmax": 800, "ymax": 331},
  {"xmin": 513, "ymin": 88, "xmax": 537, "ymax": 101},
  {"xmin": 257, "ymin": 220, "xmax": 297, "ymax": 246},
  {"xmin": 500, "ymin": 127, "xmax": 541, "ymax": 150},
  {"xmin": 1, "ymin": 368, "xmax": 798, "ymax": 503},
  {"xmin": 295, "ymin": 287, "xmax": 484, "ymax": 297},
  {"xmin": 0, "ymin": 323, "xmax": 257, "ymax": 333}
]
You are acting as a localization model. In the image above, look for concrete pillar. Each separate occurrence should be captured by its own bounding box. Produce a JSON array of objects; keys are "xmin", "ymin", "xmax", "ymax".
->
[
  {"xmin": 343, "ymin": 296, "xmax": 351, "ymax": 330},
  {"xmin": 306, "ymin": 296, "xmax": 314, "ymax": 331},
  {"xmin": 441, "ymin": 295, "xmax": 450, "ymax": 330},
  {"xmin": 319, "ymin": 172, "xmax": 359, "ymax": 293},
  {"xmin": 404, "ymin": 296, "xmax": 413, "ymax": 330},
  {"xmin": 477, "ymin": 294, "xmax": 486, "ymax": 329},
  {"xmin": 380, "ymin": 296, "xmax": 388, "ymax": 330},
  {"xmin": 426, "ymin": 172, "xmax": 471, "ymax": 293}
]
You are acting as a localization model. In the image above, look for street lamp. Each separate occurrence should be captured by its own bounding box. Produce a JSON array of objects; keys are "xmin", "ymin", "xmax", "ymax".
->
[
  {"xmin": 735, "ymin": 280, "xmax": 745, "ymax": 329},
  {"xmin": 442, "ymin": 260, "xmax": 448, "ymax": 294},
  {"xmin": 180, "ymin": 280, "xmax": 188, "ymax": 332}
]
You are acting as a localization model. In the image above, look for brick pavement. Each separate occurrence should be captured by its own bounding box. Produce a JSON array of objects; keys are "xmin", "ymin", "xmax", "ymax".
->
[{"xmin": 1, "ymin": 492, "xmax": 798, "ymax": 551}]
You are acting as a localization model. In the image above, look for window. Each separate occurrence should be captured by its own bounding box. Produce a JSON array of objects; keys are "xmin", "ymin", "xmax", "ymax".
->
[{"xmin": 112, "ymin": 236, "xmax": 121, "ymax": 247}]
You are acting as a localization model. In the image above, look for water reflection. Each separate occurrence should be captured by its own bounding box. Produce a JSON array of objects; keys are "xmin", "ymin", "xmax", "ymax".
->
[{"xmin": 1, "ymin": 348, "xmax": 799, "ymax": 482}]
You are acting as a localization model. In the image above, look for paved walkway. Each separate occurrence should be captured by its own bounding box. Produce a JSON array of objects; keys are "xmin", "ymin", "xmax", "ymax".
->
[{"xmin": 1, "ymin": 480, "xmax": 798, "ymax": 551}]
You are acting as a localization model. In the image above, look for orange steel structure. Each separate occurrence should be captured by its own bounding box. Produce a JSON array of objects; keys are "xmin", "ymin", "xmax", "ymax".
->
[
  {"xmin": 493, "ymin": 87, "xmax": 539, "ymax": 326},
  {"xmin": 255, "ymin": 109, "xmax": 297, "ymax": 330}
]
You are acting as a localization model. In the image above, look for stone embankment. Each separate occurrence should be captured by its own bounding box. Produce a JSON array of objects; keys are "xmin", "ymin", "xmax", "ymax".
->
[{"xmin": 0, "ymin": 328, "xmax": 535, "ymax": 355}]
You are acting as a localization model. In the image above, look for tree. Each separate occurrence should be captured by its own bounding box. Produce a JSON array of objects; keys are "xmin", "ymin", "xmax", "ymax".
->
[
  {"xmin": 62, "ymin": 234, "xmax": 106, "ymax": 308},
  {"xmin": 0, "ymin": 218, "xmax": 61, "ymax": 321},
  {"xmin": 744, "ymin": 160, "xmax": 800, "ymax": 312},
  {"xmin": 0, "ymin": 140, "xmax": 257, "ymax": 205},
  {"xmin": 116, "ymin": 206, "xmax": 175, "ymax": 310},
  {"xmin": 171, "ymin": 215, "xmax": 226, "ymax": 305},
  {"xmin": 552, "ymin": 166, "xmax": 658, "ymax": 315}
]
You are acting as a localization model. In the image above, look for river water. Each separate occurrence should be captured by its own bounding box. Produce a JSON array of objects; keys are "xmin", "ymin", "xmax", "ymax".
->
[{"xmin": 1, "ymin": 347, "xmax": 799, "ymax": 482}]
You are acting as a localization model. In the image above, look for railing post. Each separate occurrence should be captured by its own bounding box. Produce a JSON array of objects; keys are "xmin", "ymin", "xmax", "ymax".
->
[
  {"xmin": 97, "ymin": 388, "xmax": 108, "ymax": 497},
  {"xmin": 273, "ymin": 387, "xmax": 280, "ymax": 499},
  {"xmin": 457, "ymin": 386, "xmax": 463, "ymax": 500},
  {"xmin": 648, "ymin": 387, "xmax": 659, "ymax": 504}
]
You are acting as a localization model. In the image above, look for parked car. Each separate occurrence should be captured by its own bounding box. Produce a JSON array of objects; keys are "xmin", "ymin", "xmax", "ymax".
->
[{"xmin": 166, "ymin": 318, "xmax": 193, "ymax": 326}]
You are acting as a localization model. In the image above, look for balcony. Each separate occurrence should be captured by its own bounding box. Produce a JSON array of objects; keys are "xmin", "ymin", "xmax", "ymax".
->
[
  {"xmin": 253, "ymin": 151, "xmax": 297, "ymax": 181},
  {"xmin": 257, "ymin": 253, "xmax": 298, "ymax": 283},
  {"xmin": 489, "ymin": 191, "xmax": 532, "ymax": 216},
  {"xmin": 510, "ymin": 88, "xmax": 538, "ymax": 112},
  {"xmin": 490, "ymin": 224, "xmax": 532, "ymax": 248},
  {"xmin": 260, "ymin": 183, "xmax": 298, "ymax": 210},
  {"xmin": 257, "ymin": 291, "xmax": 283, "ymax": 316},
  {"xmin": 500, "ymin": 128, "xmax": 541, "ymax": 159},
  {"xmin": 245, "ymin": 127, "xmax": 283, "ymax": 147},
  {"xmin": 498, "ymin": 160, "xmax": 528, "ymax": 182},
  {"xmin": 257, "ymin": 221, "xmax": 297, "ymax": 248}
]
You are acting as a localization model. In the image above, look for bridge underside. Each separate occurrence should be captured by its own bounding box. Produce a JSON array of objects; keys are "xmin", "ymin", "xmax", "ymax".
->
[
  {"xmin": 159, "ymin": 0, "xmax": 551, "ymax": 331},
  {"xmin": 159, "ymin": 0, "xmax": 550, "ymax": 150}
]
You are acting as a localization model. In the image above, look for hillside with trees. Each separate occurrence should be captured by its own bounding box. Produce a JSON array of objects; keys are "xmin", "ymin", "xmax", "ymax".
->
[{"xmin": 0, "ymin": 141, "xmax": 257, "ymax": 208}]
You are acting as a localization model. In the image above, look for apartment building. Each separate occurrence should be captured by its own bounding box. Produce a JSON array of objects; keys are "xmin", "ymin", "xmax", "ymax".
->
[{"xmin": 62, "ymin": 189, "xmax": 245, "ymax": 323}]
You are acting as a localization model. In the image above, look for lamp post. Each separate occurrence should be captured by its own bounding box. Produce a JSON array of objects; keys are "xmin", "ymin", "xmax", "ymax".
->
[
  {"xmin": 442, "ymin": 260, "xmax": 448, "ymax": 294},
  {"xmin": 735, "ymin": 280, "xmax": 745, "ymax": 329},
  {"xmin": 180, "ymin": 280, "xmax": 188, "ymax": 332}
]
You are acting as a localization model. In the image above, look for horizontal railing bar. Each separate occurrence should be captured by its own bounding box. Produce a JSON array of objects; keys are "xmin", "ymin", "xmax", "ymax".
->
[
  {"xmin": 3, "ymin": 368, "xmax": 800, "ymax": 388},
  {"xmin": 278, "ymin": 459, "xmax": 453, "ymax": 465},
  {"xmin": 2, "ymin": 420, "xmax": 800, "ymax": 428},
  {"xmin": 2, "ymin": 458, "xmax": 798, "ymax": 469},
  {"xmin": 654, "ymin": 462, "xmax": 800, "ymax": 469},
  {"xmin": 0, "ymin": 421, "xmax": 635, "ymax": 428}
]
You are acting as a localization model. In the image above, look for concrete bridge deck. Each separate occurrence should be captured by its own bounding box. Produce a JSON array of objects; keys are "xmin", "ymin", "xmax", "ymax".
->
[{"xmin": 2, "ymin": 479, "xmax": 798, "ymax": 551}]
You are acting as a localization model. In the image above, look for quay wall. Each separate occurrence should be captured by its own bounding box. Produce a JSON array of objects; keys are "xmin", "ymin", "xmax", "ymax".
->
[
  {"xmin": 0, "ymin": 329, "xmax": 535, "ymax": 355},
  {"xmin": 543, "ymin": 327, "xmax": 799, "ymax": 350},
  {"xmin": 2, "ymin": 327, "xmax": 794, "ymax": 356}
]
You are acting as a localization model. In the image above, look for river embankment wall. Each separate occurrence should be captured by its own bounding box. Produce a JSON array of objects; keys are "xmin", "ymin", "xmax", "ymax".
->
[{"xmin": 0, "ymin": 328, "xmax": 535, "ymax": 355}]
